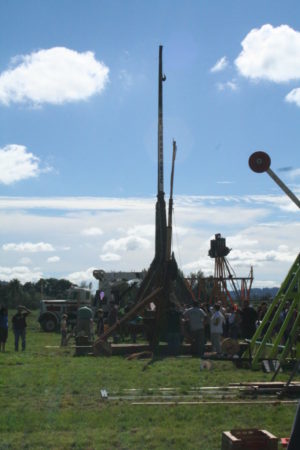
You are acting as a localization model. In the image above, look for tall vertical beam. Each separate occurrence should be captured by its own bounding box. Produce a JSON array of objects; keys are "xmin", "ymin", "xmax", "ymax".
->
[
  {"xmin": 157, "ymin": 45, "xmax": 166, "ymax": 195},
  {"xmin": 155, "ymin": 46, "xmax": 167, "ymax": 262}
]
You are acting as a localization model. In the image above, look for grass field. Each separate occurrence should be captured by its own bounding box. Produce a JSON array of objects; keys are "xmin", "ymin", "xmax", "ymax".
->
[{"xmin": 1, "ymin": 311, "xmax": 299, "ymax": 449}]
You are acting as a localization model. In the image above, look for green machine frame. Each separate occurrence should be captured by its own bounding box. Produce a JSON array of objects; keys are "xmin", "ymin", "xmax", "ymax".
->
[
  {"xmin": 243, "ymin": 253, "xmax": 300, "ymax": 369},
  {"xmin": 246, "ymin": 151, "xmax": 300, "ymax": 369}
]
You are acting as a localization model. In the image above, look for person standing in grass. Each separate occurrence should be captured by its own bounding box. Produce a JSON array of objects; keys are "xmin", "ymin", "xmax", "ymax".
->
[
  {"xmin": 287, "ymin": 399, "xmax": 300, "ymax": 450},
  {"xmin": 12, "ymin": 305, "xmax": 31, "ymax": 352},
  {"xmin": 95, "ymin": 308, "xmax": 104, "ymax": 337},
  {"xmin": 210, "ymin": 303, "xmax": 225, "ymax": 356},
  {"xmin": 60, "ymin": 314, "xmax": 68, "ymax": 346},
  {"xmin": 241, "ymin": 300, "xmax": 258, "ymax": 339},
  {"xmin": 183, "ymin": 301, "xmax": 207, "ymax": 357},
  {"xmin": 166, "ymin": 302, "xmax": 182, "ymax": 356},
  {"xmin": 0, "ymin": 306, "xmax": 8, "ymax": 352}
]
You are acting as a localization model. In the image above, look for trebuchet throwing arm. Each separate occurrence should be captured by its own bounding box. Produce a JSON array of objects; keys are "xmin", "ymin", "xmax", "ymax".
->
[{"xmin": 249, "ymin": 151, "xmax": 300, "ymax": 208}]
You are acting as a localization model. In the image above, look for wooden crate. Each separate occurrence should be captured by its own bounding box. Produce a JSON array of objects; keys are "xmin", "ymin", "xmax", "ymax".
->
[{"xmin": 222, "ymin": 428, "xmax": 278, "ymax": 450}]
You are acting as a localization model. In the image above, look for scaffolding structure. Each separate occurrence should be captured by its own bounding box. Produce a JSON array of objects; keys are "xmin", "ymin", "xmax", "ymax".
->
[
  {"xmin": 243, "ymin": 253, "xmax": 300, "ymax": 369},
  {"xmin": 186, "ymin": 234, "xmax": 253, "ymax": 307}
]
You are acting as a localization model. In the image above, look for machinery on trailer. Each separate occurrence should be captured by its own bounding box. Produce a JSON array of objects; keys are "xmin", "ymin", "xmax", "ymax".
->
[
  {"xmin": 38, "ymin": 286, "xmax": 92, "ymax": 332},
  {"xmin": 92, "ymin": 270, "xmax": 145, "ymax": 318}
]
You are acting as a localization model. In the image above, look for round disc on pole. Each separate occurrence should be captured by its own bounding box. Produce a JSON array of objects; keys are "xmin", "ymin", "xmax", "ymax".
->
[{"xmin": 248, "ymin": 151, "xmax": 271, "ymax": 173}]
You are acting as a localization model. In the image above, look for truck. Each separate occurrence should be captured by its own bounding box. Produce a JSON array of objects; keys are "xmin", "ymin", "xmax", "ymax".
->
[{"xmin": 38, "ymin": 286, "xmax": 92, "ymax": 332}]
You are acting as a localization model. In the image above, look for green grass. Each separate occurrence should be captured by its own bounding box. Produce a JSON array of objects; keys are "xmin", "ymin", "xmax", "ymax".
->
[{"xmin": 1, "ymin": 311, "xmax": 299, "ymax": 449}]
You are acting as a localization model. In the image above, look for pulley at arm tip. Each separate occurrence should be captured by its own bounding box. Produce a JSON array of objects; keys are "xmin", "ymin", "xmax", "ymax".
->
[{"xmin": 248, "ymin": 151, "xmax": 271, "ymax": 173}]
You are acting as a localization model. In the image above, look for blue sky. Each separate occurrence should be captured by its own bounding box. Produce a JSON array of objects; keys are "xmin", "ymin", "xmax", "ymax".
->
[{"xmin": 0, "ymin": 0, "xmax": 299, "ymax": 288}]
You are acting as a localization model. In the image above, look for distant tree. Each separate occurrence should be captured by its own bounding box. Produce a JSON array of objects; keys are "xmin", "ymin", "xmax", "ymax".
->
[
  {"xmin": 185, "ymin": 270, "xmax": 205, "ymax": 301},
  {"xmin": 0, "ymin": 277, "xmax": 74, "ymax": 309},
  {"xmin": 23, "ymin": 282, "xmax": 35, "ymax": 293},
  {"xmin": 35, "ymin": 278, "xmax": 72, "ymax": 299},
  {"xmin": 7, "ymin": 279, "xmax": 22, "ymax": 309},
  {"xmin": 0, "ymin": 282, "xmax": 9, "ymax": 307}
]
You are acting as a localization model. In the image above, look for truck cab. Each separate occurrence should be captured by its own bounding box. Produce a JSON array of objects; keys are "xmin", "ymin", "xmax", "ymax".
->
[{"xmin": 38, "ymin": 287, "xmax": 92, "ymax": 332}]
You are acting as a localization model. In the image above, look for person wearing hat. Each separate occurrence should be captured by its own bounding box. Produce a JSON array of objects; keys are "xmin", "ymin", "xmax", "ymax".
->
[
  {"xmin": 12, "ymin": 305, "xmax": 31, "ymax": 351},
  {"xmin": 60, "ymin": 314, "xmax": 68, "ymax": 346}
]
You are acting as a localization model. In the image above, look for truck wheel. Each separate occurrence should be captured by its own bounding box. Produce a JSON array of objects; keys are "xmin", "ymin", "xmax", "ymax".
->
[{"xmin": 41, "ymin": 316, "xmax": 57, "ymax": 332}]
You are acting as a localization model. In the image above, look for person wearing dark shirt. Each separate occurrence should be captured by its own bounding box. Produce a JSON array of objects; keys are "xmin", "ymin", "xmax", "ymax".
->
[
  {"xmin": 95, "ymin": 309, "xmax": 105, "ymax": 337},
  {"xmin": 288, "ymin": 400, "xmax": 300, "ymax": 450},
  {"xmin": 0, "ymin": 306, "xmax": 8, "ymax": 352},
  {"xmin": 241, "ymin": 301, "xmax": 258, "ymax": 339},
  {"xmin": 12, "ymin": 305, "xmax": 31, "ymax": 351},
  {"xmin": 107, "ymin": 303, "xmax": 118, "ymax": 343},
  {"xmin": 166, "ymin": 302, "xmax": 182, "ymax": 355}
]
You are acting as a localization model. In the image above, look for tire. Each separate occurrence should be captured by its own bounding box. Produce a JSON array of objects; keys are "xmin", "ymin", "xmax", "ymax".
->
[{"xmin": 40, "ymin": 315, "xmax": 58, "ymax": 332}]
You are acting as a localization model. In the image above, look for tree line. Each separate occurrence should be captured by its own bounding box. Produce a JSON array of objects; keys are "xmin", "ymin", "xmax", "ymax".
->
[{"xmin": 0, "ymin": 278, "xmax": 73, "ymax": 310}]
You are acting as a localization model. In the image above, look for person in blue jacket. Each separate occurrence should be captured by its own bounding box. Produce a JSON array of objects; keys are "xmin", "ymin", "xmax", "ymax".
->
[{"xmin": 0, "ymin": 306, "xmax": 8, "ymax": 352}]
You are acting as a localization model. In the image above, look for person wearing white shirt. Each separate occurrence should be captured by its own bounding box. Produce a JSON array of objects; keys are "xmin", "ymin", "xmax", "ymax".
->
[{"xmin": 210, "ymin": 303, "xmax": 225, "ymax": 355}]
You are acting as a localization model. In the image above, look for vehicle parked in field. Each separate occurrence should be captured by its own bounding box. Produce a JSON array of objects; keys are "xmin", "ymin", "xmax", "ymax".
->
[{"xmin": 38, "ymin": 287, "xmax": 92, "ymax": 332}]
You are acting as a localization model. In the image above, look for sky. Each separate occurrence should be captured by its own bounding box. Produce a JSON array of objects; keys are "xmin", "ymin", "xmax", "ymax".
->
[{"xmin": 0, "ymin": 0, "xmax": 299, "ymax": 289}]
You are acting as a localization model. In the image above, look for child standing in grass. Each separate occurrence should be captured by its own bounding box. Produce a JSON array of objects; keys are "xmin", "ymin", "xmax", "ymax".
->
[
  {"xmin": 0, "ymin": 306, "xmax": 8, "ymax": 352},
  {"xmin": 60, "ymin": 314, "xmax": 68, "ymax": 346}
]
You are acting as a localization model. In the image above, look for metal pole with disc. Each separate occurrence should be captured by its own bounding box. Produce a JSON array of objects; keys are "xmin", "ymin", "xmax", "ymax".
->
[
  {"xmin": 244, "ymin": 151, "xmax": 300, "ymax": 369},
  {"xmin": 248, "ymin": 151, "xmax": 300, "ymax": 208}
]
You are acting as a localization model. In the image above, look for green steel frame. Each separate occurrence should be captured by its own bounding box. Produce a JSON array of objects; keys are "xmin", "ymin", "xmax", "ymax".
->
[{"xmin": 243, "ymin": 253, "xmax": 300, "ymax": 369}]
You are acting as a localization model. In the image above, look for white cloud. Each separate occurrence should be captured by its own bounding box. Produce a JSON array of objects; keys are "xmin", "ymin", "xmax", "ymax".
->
[
  {"xmin": 126, "ymin": 224, "xmax": 154, "ymax": 237},
  {"xmin": 0, "ymin": 145, "xmax": 50, "ymax": 185},
  {"xmin": 235, "ymin": 24, "xmax": 300, "ymax": 82},
  {"xmin": 119, "ymin": 69, "xmax": 133, "ymax": 89},
  {"xmin": 0, "ymin": 194, "xmax": 299, "ymax": 287},
  {"xmin": 18, "ymin": 257, "xmax": 32, "ymax": 265},
  {"xmin": 211, "ymin": 56, "xmax": 228, "ymax": 73},
  {"xmin": 0, "ymin": 266, "xmax": 42, "ymax": 283},
  {"xmin": 0, "ymin": 47, "xmax": 109, "ymax": 106},
  {"xmin": 47, "ymin": 256, "xmax": 60, "ymax": 263},
  {"xmin": 3, "ymin": 242, "xmax": 54, "ymax": 252},
  {"xmin": 285, "ymin": 89, "xmax": 300, "ymax": 106},
  {"xmin": 103, "ymin": 235, "xmax": 151, "ymax": 252},
  {"xmin": 67, "ymin": 267, "xmax": 95, "ymax": 285},
  {"xmin": 0, "ymin": 196, "xmax": 154, "ymax": 211},
  {"xmin": 99, "ymin": 252, "xmax": 121, "ymax": 262},
  {"xmin": 254, "ymin": 280, "xmax": 279, "ymax": 288},
  {"xmin": 229, "ymin": 248, "xmax": 295, "ymax": 266},
  {"xmin": 289, "ymin": 168, "xmax": 300, "ymax": 178},
  {"xmin": 217, "ymin": 80, "xmax": 238, "ymax": 91},
  {"xmin": 81, "ymin": 227, "xmax": 103, "ymax": 236}
]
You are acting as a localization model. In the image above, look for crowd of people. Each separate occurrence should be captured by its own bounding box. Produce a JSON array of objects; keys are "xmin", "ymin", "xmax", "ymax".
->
[
  {"xmin": 164, "ymin": 299, "xmax": 269, "ymax": 357},
  {"xmin": 89, "ymin": 297, "xmax": 268, "ymax": 357},
  {"xmin": 0, "ymin": 298, "xmax": 291, "ymax": 356}
]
